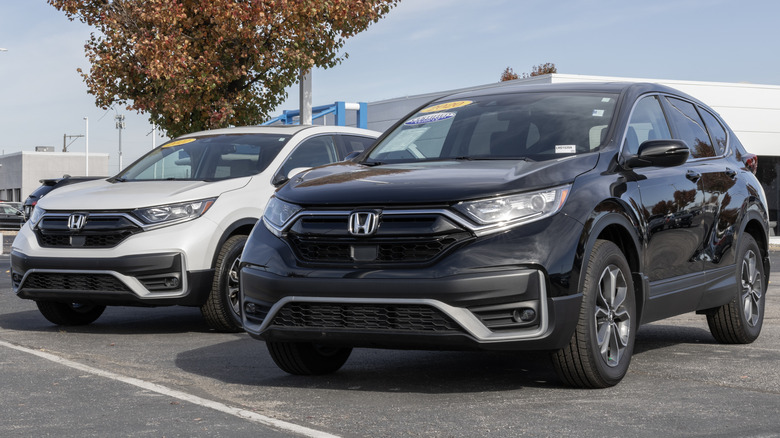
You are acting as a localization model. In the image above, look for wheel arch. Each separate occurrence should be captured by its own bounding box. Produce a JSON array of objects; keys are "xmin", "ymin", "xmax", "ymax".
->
[
  {"xmin": 576, "ymin": 201, "xmax": 645, "ymax": 321},
  {"xmin": 740, "ymin": 207, "xmax": 770, "ymax": 286},
  {"xmin": 211, "ymin": 218, "xmax": 258, "ymax": 268}
]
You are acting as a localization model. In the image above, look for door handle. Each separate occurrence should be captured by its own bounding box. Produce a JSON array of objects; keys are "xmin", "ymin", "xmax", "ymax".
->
[
  {"xmin": 725, "ymin": 167, "xmax": 737, "ymax": 179},
  {"xmin": 686, "ymin": 170, "xmax": 701, "ymax": 182}
]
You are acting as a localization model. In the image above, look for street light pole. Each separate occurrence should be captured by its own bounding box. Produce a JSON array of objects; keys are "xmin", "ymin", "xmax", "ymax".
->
[
  {"xmin": 115, "ymin": 114, "xmax": 125, "ymax": 171},
  {"xmin": 84, "ymin": 117, "xmax": 89, "ymax": 176}
]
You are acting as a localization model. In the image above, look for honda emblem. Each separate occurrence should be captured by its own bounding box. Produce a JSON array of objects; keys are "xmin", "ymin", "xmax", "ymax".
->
[
  {"xmin": 348, "ymin": 212, "xmax": 379, "ymax": 236},
  {"xmin": 67, "ymin": 213, "xmax": 88, "ymax": 231}
]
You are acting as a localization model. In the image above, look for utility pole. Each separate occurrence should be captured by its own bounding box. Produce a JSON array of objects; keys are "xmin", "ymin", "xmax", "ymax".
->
[
  {"xmin": 299, "ymin": 69, "xmax": 312, "ymax": 125},
  {"xmin": 84, "ymin": 117, "xmax": 89, "ymax": 176},
  {"xmin": 148, "ymin": 123, "xmax": 158, "ymax": 149},
  {"xmin": 63, "ymin": 134, "xmax": 84, "ymax": 152},
  {"xmin": 115, "ymin": 114, "xmax": 126, "ymax": 171}
]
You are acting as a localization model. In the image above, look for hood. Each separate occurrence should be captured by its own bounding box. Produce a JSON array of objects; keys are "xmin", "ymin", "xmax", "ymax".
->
[
  {"xmin": 277, "ymin": 154, "xmax": 600, "ymax": 206},
  {"xmin": 37, "ymin": 177, "xmax": 251, "ymax": 211}
]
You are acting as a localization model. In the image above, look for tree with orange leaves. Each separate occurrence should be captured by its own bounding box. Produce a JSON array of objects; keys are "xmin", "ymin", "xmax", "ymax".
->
[{"xmin": 49, "ymin": 0, "xmax": 398, "ymax": 137}]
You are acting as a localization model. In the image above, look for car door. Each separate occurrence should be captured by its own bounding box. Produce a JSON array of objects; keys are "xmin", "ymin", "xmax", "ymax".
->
[
  {"xmin": 336, "ymin": 134, "xmax": 376, "ymax": 158},
  {"xmin": 666, "ymin": 101, "xmax": 745, "ymax": 308},
  {"xmin": 276, "ymin": 135, "xmax": 340, "ymax": 181},
  {"xmin": 626, "ymin": 95, "xmax": 709, "ymax": 318},
  {"xmin": 662, "ymin": 97, "xmax": 741, "ymax": 268},
  {"xmin": 695, "ymin": 105, "xmax": 741, "ymax": 270},
  {"xmin": 0, "ymin": 204, "xmax": 22, "ymax": 228}
]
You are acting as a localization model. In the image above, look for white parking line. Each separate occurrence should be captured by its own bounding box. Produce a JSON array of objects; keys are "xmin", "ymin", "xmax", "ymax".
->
[{"xmin": 0, "ymin": 339, "xmax": 339, "ymax": 438}]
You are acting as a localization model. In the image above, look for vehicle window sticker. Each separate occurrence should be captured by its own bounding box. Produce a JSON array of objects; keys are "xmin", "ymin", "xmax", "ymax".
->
[
  {"xmin": 404, "ymin": 112, "xmax": 455, "ymax": 126},
  {"xmin": 420, "ymin": 100, "xmax": 473, "ymax": 113}
]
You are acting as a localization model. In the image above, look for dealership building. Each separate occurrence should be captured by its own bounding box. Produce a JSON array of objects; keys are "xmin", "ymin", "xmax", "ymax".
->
[
  {"xmin": 0, "ymin": 148, "xmax": 108, "ymax": 204},
  {"xmin": 1, "ymin": 73, "xmax": 778, "ymax": 232}
]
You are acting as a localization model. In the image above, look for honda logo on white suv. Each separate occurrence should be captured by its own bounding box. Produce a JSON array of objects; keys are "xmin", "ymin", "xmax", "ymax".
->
[
  {"xmin": 67, "ymin": 213, "xmax": 88, "ymax": 231},
  {"xmin": 348, "ymin": 212, "xmax": 379, "ymax": 236}
]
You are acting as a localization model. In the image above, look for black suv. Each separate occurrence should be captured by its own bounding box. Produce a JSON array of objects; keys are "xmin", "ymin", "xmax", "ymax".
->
[
  {"xmin": 240, "ymin": 83, "xmax": 769, "ymax": 388},
  {"xmin": 22, "ymin": 176, "xmax": 104, "ymax": 219}
]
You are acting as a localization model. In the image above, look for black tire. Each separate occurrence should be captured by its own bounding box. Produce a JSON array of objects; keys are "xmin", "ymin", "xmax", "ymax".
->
[
  {"xmin": 267, "ymin": 341, "xmax": 352, "ymax": 375},
  {"xmin": 552, "ymin": 239, "xmax": 636, "ymax": 388},
  {"xmin": 707, "ymin": 234, "xmax": 765, "ymax": 344},
  {"xmin": 36, "ymin": 301, "xmax": 106, "ymax": 326},
  {"xmin": 201, "ymin": 235, "xmax": 247, "ymax": 332}
]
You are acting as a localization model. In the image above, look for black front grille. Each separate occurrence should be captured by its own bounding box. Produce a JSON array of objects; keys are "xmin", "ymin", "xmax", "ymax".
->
[
  {"xmin": 286, "ymin": 212, "xmax": 472, "ymax": 265},
  {"xmin": 35, "ymin": 214, "xmax": 142, "ymax": 248},
  {"xmin": 290, "ymin": 235, "xmax": 467, "ymax": 263},
  {"xmin": 271, "ymin": 303, "xmax": 463, "ymax": 333},
  {"xmin": 38, "ymin": 232, "xmax": 135, "ymax": 248},
  {"xmin": 22, "ymin": 273, "xmax": 130, "ymax": 292}
]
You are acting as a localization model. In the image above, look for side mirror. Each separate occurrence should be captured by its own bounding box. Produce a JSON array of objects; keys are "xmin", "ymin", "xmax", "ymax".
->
[
  {"xmin": 626, "ymin": 140, "xmax": 689, "ymax": 168},
  {"xmin": 272, "ymin": 167, "xmax": 311, "ymax": 187},
  {"xmin": 343, "ymin": 151, "xmax": 362, "ymax": 161}
]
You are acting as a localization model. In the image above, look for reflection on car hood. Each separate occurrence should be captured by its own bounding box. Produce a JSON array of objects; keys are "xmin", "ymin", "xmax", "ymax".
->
[
  {"xmin": 36, "ymin": 178, "xmax": 251, "ymax": 211},
  {"xmin": 277, "ymin": 154, "xmax": 600, "ymax": 205}
]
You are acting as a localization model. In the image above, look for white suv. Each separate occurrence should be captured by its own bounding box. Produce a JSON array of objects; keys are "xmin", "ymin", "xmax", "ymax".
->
[{"xmin": 11, "ymin": 125, "xmax": 380, "ymax": 331}]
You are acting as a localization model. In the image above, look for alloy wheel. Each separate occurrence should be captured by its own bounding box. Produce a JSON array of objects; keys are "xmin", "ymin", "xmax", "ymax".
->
[
  {"xmin": 228, "ymin": 257, "xmax": 241, "ymax": 316},
  {"xmin": 594, "ymin": 265, "xmax": 631, "ymax": 367},
  {"xmin": 741, "ymin": 249, "xmax": 762, "ymax": 327}
]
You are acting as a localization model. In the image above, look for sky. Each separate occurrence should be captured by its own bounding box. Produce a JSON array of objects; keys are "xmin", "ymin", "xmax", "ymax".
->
[{"xmin": 1, "ymin": 0, "xmax": 779, "ymax": 175}]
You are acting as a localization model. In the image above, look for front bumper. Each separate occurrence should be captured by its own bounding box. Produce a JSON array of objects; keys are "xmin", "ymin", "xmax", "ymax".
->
[
  {"xmin": 10, "ymin": 212, "xmax": 227, "ymax": 307},
  {"xmin": 11, "ymin": 250, "xmax": 213, "ymax": 307},
  {"xmin": 241, "ymin": 265, "xmax": 581, "ymax": 351}
]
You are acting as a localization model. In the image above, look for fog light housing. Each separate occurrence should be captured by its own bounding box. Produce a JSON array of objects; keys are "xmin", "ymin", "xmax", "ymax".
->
[
  {"xmin": 513, "ymin": 308, "xmax": 536, "ymax": 323},
  {"xmin": 164, "ymin": 277, "xmax": 180, "ymax": 288}
]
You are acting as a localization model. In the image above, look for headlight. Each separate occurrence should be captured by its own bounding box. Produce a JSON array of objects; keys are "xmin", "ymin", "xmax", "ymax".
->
[
  {"xmin": 28, "ymin": 206, "xmax": 45, "ymax": 228},
  {"xmin": 263, "ymin": 197, "xmax": 302, "ymax": 236},
  {"xmin": 454, "ymin": 186, "xmax": 570, "ymax": 228},
  {"xmin": 133, "ymin": 198, "xmax": 215, "ymax": 226}
]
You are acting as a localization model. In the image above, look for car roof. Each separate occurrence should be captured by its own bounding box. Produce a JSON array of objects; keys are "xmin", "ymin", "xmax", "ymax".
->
[
  {"xmin": 438, "ymin": 81, "xmax": 701, "ymax": 104},
  {"xmin": 176, "ymin": 124, "xmax": 380, "ymax": 139}
]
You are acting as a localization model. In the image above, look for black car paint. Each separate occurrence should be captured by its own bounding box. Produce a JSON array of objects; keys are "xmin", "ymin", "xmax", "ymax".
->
[
  {"xmin": 0, "ymin": 204, "xmax": 25, "ymax": 229},
  {"xmin": 240, "ymin": 82, "xmax": 769, "ymax": 352},
  {"xmin": 23, "ymin": 176, "xmax": 105, "ymax": 218}
]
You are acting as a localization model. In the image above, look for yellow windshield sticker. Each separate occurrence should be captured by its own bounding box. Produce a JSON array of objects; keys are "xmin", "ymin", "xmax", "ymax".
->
[
  {"xmin": 162, "ymin": 138, "xmax": 197, "ymax": 148},
  {"xmin": 420, "ymin": 100, "xmax": 473, "ymax": 113}
]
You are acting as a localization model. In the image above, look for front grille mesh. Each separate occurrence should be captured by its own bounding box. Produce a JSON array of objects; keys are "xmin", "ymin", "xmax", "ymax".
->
[
  {"xmin": 22, "ymin": 273, "xmax": 130, "ymax": 292},
  {"xmin": 290, "ymin": 235, "xmax": 464, "ymax": 263},
  {"xmin": 271, "ymin": 303, "xmax": 463, "ymax": 333},
  {"xmin": 286, "ymin": 212, "xmax": 472, "ymax": 265},
  {"xmin": 35, "ymin": 214, "xmax": 142, "ymax": 248},
  {"xmin": 38, "ymin": 232, "xmax": 134, "ymax": 248}
]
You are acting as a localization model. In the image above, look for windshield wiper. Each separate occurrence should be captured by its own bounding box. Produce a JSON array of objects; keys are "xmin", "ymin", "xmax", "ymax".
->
[{"xmin": 362, "ymin": 160, "xmax": 384, "ymax": 167}]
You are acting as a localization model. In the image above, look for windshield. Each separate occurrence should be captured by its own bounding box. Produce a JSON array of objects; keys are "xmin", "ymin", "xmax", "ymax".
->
[
  {"xmin": 115, "ymin": 134, "xmax": 292, "ymax": 181},
  {"xmin": 366, "ymin": 92, "xmax": 618, "ymax": 164}
]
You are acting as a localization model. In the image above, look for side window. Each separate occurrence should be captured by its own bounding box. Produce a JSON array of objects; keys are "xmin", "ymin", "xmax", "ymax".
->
[
  {"xmin": 340, "ymin": 135, "xmax": 375, "ymax": 156},
  {"xmin": 278, "ymin": 135, "xmax": 338, "ymax": 178},
  {"xmin": 698, "ymin": 108, "xmax": 727, "ymax": 156},
  {"xmin": 625, "ymin": 96, "xmax": 671, "ymax": 155},
  {"xmin": 665, "ymin": 97, "xmax": 715, "ymax": 158}
]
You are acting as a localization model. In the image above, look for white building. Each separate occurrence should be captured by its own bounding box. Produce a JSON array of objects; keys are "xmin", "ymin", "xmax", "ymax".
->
[{"xmin": 0, "ymin": 150, "xmax": 109, "ymax": 202}]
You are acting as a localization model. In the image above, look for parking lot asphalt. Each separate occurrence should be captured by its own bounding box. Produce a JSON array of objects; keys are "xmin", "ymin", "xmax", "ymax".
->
[{"xmin": 1, "ymin": 240, "xmax": 779, "ymax": 437}]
